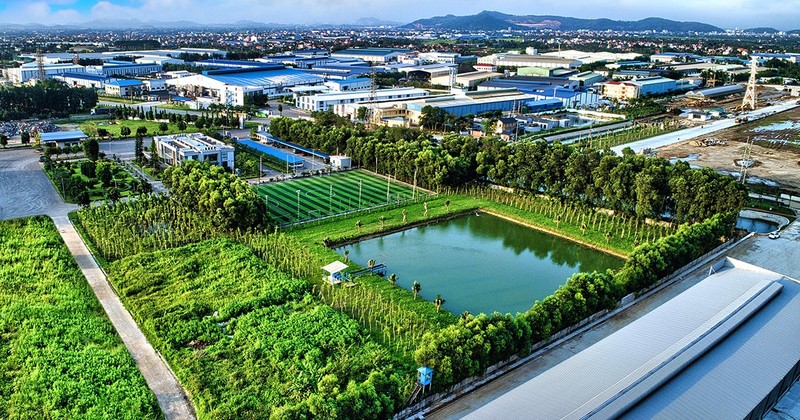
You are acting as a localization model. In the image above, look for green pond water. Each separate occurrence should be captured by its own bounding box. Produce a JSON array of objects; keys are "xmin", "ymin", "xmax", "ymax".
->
[{"xmin": 337, "ymin": 213, "xmax": 624, "ymax": 316}]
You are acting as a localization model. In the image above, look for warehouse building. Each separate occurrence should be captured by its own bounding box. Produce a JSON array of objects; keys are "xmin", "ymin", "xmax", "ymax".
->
[
  {"xmin": 167, "ymin": 65, "xmax": 324, "ymax": 106},
  {"xmin": 104, "ymin": 79, "xmax": 146, "ymax": 97},
  {"xmin": 478, "ymin": 53, "xmax": 581, "ymax": 69},
  {"xmin": 603, "ymin": 77, "xmax": 694, "ymax": 100},
  {"xmin": 467, "ymin": 258, "xmax": 800, "ymax": 419},
  {"xmin": 154, "ymin": 133, "xmax": 234, "ymax": 171},
  {"xmin": 54, "ymin": 72, "xmax": 108, "ymax": 89},
  {"xmin": 430, "ymin": 71, "xmax": 503, "ymax": 88},
  {"xmin": 97, "ymin": 61, "xmax": 162, "ymax": 77},
  {"xmin": 40, "ymin": 130, "xmax": 88, "ymax": 148},
  {"xmin": 4, "ymin": 63, "xmax": 86, "ymax": 84},
  {"xmin": 297, "ymin": 87, "xmax": 429, "ymax": 112},
  {"xmin": 685, "ymin": 84, "xmax": 745, "ymax": 100},
  {"xmin": 330, "ymin": 48, "xmax": 411, "ymax": 64}
]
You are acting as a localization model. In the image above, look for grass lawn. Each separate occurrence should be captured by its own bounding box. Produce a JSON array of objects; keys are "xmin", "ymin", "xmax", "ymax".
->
[
  {"xmin": 256, "ymin": 170, "xmax": 427, "ymax": 225},
  {"xmin": 80, "ymin": 119, "xmax": 199, "ymax": 139}
]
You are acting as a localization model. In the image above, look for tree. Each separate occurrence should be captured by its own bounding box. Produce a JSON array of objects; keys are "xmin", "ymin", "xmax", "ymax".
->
[
  {"xmin": 77, "ymin": 190, "xmax": 91, "ymax": 208},
  {"xmin": 195, "ymin": 119, "xmax": 205, "ymax": 130},
  {"xmin": 178, "ymin": 120, "xmax": 187, "ymax": 131},
  {"xmin": 134, "ymin": 135, "xmax": 144, "ymax": 163},
  {"xmin": 434, "ymin": 294, "xmax": 446, "ymax": 313},
  {"xmin": 107, "ymin": 187, "xmax": 121, "ymax": 203},
  {"xmin": 136, "ymin": 126, "xmax": 148, "ymax": 136},
  {"xmin": 79, "ymin": 160, "xmax": 96, "ymax": 178},
  {"xmin": 96, "ymin": 161, "xmax": 114, "ymax": 187},
  {"xmin": 120, "ymin": 126, "xmax": 132, "ymax": 137},
  {"xmin": 344, "ymin": 249, "xmax": 350, "ymax": 262},
  {"xmin": 97, "ymin": 128, "xmax": 110, "ymax": 139},
  {"xmin": 412, "ymin": 281, "xmax": 421, "ymax": 299},
  {"xmin": 159, "ymin": 122, "xmax": 169, "ymax": 134},
  {"xmin": 355, "ymin": 220, "xmax": 362, "ymax": 233},
  {"xmin": 356, "ymin": 106, "xmax": 369, "ymax": 122},
  {"xmin": 82, "ymin": 139, "xmax": 99, "ymax": 161},
  {"xmin": 21, "ymin": 131, "xmax": 30, "ymax": 145},
  {"xmin": 277, "ymin": 104, "xmax": 283, "ymax": 115},
  {"xmin": 0, "ymin": 134, "xmax": 7, "ymax": 148},
  {"xmin": 444, "ymin": 199, "xmax": 451, "ymax": 212}
]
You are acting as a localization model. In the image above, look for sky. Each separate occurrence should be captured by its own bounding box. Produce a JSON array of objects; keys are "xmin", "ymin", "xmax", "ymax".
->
[{"xmin": 0, "ymin": 0, "xmax": 797, "ymax": 30}]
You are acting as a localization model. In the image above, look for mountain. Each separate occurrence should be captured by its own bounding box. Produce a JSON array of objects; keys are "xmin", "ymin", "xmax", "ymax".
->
[
  {"xmin": 402, "ymin": 11, "xmax": 723, "ymax": 33},
  {"xmin": 354, "ymin": 17, "xmax": 402, "ymax": 27}
]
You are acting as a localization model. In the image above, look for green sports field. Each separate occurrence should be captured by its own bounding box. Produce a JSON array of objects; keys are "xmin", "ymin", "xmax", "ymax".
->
[{"xmin": 256, "ymin": 170, "xmax": 424, "ymax": 225}]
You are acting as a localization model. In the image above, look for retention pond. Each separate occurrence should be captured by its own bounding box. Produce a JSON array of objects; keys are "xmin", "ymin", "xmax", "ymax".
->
[{"xmin": 337, "ymin": 213, "xmax": 624, "ymax": 315}]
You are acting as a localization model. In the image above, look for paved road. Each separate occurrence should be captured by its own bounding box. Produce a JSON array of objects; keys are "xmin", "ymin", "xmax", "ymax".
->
[
  {"xmin": 0, "ymin": 148, "xmax": 77, "ymax": 220},
  {"xmin": 611, "ymin": 99, "xmax": 800, "ymax": 155},
  {"xmin": 0, "ymin": 148, "xmax": 194, "ymax": 419}
]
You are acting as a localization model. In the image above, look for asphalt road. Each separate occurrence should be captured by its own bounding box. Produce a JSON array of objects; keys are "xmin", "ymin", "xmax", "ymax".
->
[
  {"xmin": 0, "ymin": 148, "xmax": 77, "ymax": 220},
  {"xmin": 611, "ymin": 99, "xmax": 800, "ymax": 155}
]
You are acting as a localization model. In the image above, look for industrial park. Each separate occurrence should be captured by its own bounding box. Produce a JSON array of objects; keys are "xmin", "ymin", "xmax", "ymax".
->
[{"xmin": 2, "ymin": 7, "xmax": 800, "ymax": 419}]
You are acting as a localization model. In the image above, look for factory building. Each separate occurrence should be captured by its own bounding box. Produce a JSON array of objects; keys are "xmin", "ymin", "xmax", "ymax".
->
[
  {"xmin": 467, "ymin": 258, "xmax": 800, "ymax": 420},
  {"xmin": 650, "ymin": 52, "xmax": 704, "ymax": 63},
  {"xmin": 4, "ymin": 63, "xmax": 86, "ymax": 84},
  {"xmin": 154, "ymin": 133, "xmax": 235, "ymax": 171},
  {"xmin": 166, "ymin": 65, "xmax": 324, "ymax": 106},
  {"xmin": 603, "ymin": 77, "xmax": 694, "ymax": 100},
  {"xmin": 330, "ymin": 48, "xmax": 412, "ymax": 64},
  {"xmin": 478, "ymin": 53, "xmax": 581, "ymax": 69},
  {"xmin": 104, "ymin": 79, "xmax": 146, "ymax": 97},
  {"xmin": 54, "ymin": 72, "xmax": 108, "ymax": 89},
  {"xmin": 430, "ymin": 71, "xmax": 503, "ymax": 88},
  {"xmin": 97, "ymin": 62, "xmax": 162, "ymax": 77},
  {"xmin": 417, "ymin": 51, "xmax": 477, "ymax": 64},
  {"xmin": 685, "ymin": 84, "xmax": 745, "ymax": 100},
  {"xmin": 297, "ymin": 87, "xmax": 429, "ymax": 112}
]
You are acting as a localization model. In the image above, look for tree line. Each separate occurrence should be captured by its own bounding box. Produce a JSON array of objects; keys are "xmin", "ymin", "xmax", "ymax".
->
[
  {"xmin": 0, "ymin": 80, "xmax": 98, "ymax": 121},
  {"xmin": 268, "ymin": 115, "xmax": 747, "ymax": 224}
]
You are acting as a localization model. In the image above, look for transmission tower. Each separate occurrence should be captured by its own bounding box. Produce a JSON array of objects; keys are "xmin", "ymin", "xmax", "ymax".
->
[
  {"xmin": 739, "ymin": 137, "xmax": 754, "ymax": 184},
  {"xmin": 741, "ymin": 58, "xmax": 758, "ymax": 111},
  {"xmin": 36, "ymin": 48, "xmax": 46, "ymax": 81},
  {"xmin": 449, "ymin": 66, "xmax": 457, "ymax": 90},
  {"xmin": 368, "ymin": 67, "xmax": 379, "ymax": 125}
]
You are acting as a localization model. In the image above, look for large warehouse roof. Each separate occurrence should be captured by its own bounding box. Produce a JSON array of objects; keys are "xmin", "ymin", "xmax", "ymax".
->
[
  {"xmin": 466, "ymin": 258, "xmax": 800, "ymax": 419},
  {"xmin": 686, "ymin": 84, "xmax": 745, "ymax": 99},
  {"xmin": 172, "ymin": 66, "xmax": 323, "ymax": 88}
]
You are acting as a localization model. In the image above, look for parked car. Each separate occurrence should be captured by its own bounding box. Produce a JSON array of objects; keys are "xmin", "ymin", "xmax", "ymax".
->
[{"xmin": 768, "ymin": 231, "xmax": 781, "ymax": 239}]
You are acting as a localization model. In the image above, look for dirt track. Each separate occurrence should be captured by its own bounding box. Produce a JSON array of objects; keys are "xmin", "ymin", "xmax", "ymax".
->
[{"xmin": 657, "ymin": 107, "xmax": 800, "ymax": 191}]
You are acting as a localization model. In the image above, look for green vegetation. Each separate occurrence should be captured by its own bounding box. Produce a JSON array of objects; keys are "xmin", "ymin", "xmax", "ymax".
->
[
  {"xmin": 44, "ymin": 157, "xmax": 148, "ymax": 204},
  {"xmin": 0, "ymin": 80, "xmax": 98, "ymax": 121},
  {"xmin": 578, "ymin": 120, "xmax": 680, "ymax": 150},
  {"xmin": 107, "ymin": 239, "xmax": 408, "ymax": 419},
  {"xmin": 0, "ymin": 217, "xmax": 161, "ymax": 418},
  {"xmin": 80, "ymin": 119, "xmax": 198, "ymax": 139},
  {"xmin": 163, "ymin": 161, "xmax": 268, "ymax": 231},
  {"xmin": 257, "ymin": 170, "xmax": 425, "ymax": 225}
]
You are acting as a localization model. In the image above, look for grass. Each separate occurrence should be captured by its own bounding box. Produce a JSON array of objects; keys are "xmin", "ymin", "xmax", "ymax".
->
[
  {"xmin": 0, "ymin": 216, "xmax": 161, "ymax": 419},
  {"xmin": 256, "ymin": 170, "xmax": 426, "ymax": 225},
  {"xmin": 79, "ymin": 119, "xmax": 200, "ymax": 139}
]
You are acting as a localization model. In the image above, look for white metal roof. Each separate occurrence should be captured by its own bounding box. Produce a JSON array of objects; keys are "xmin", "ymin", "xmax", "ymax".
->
[
  {"xmin": 465, "ymin": 258, "xmax": 800, "ymax": 420},
  {"xmin": 322, "ymin": 261, "xmax": 348, "ymax": 274}
]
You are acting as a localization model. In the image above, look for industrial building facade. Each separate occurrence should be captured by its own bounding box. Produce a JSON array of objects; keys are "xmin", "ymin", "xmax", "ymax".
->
[
  {"xmin": 296, "ymin": 87, "xmax": 429, "ymax": 112},
  {"xmin": 154, "ymin": 134, "xmax": 235, "ymax": 171}
]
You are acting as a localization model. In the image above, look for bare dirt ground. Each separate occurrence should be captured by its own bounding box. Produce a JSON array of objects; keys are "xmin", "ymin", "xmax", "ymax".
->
[{"xmin": 657, "ymin": 106, "xmax": 800, "ymax": 191}]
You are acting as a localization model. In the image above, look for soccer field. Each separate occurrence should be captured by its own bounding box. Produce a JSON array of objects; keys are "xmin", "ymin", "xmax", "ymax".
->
[{"xmin": 256, "ymin": 170, "xmax": 424, "ymax": 225}]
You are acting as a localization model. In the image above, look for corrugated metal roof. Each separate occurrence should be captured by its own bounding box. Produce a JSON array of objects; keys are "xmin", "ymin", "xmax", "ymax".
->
[
  {"xmin": 465, "ymin": 258, "xmax": 800, "ymax": 420},
  {"xmin": 40, "ymin": 131, "xmax": 87, "ymax": 142},
  {"xmin": 205, "ymin": 68, "xmax": 323, "ymax": 88}
]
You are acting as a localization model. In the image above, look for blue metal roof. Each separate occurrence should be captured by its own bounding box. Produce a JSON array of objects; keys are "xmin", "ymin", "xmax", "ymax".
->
[
  {"xmin": 40, "ymin": 130, "xmax": 88, "ymax": 142},
  {"xmin": 60, "ymin": 72, "xmax": 108, "ymax": 82},
  {"xmin": 201, "ymin": 67, "xmax": 323, "ymax": 87},
  {"xmin": 106, "ymin": 79, "xmax": 144, "ymax": 87},
  {"xmin": 257, "ymin": 132, "xmax": 330, "ymax": 160},
  {"xmin": 239, "ymin": 139, "xmax": 304, "ymax": 166}
]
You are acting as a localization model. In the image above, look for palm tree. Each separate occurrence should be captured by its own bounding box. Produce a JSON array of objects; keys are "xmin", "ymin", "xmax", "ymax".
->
[
  {"xmin": 434, "ymin": 294, "xmax": 445, "ymax": 313},
  {"xmin": 412, "ymin": 281, "xmax": 421, "ymax": 299},
  {"xmin": 388, "ymin": 273, "xmax": 397, "ymax": 286}
]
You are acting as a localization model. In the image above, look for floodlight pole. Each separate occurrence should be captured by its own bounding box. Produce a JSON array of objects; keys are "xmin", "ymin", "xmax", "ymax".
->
[
  {"xmin": 259, "ymin": 155, "xmax": 262, "ymax": 184},
  {"xmin": 358, "ymin": 180, "xmax": 363, "ymax": 209},
  {"xmin": 329, "ymin": 184, "xmax": 333, "ymax": 213},
  {"xmin": 386, "ymin": 175, "xmax": 391, "ymax": 203},
  {"xmin": 296, "ymin": 189, "xmax": 301, "ymax": 220}
]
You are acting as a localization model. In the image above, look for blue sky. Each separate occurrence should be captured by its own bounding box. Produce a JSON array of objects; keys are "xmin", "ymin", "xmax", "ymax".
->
[{"xmin": 0, "ymin": 0, "xmax": 797, "ymax": 30}]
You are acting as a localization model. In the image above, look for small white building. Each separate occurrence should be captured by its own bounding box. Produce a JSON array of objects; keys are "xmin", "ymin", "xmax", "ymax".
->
[
  {"xmin": 330, "ymin": 155, "xmax": 351, "ymax": 169},
  {"xmin": 54, "ymin": 72, "xmax": 109, "ymax": 89},
  {"xmin": 143, "ymin": 78, "xmax": 167, "ymax": 91},
  {"xmin": 154, "ymin": 133, "xmax": 235, "ymax": 171}
]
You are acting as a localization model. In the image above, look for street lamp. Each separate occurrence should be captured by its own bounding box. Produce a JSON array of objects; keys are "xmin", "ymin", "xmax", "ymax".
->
[{"xmin": 296, "ymin": 189, "xmax": 301, "ymax": 220}]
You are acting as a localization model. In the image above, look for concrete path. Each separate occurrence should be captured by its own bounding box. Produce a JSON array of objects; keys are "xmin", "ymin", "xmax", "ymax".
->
[{"xmin": 50, "ymin": 215, "xmax": 195, "ymax": 419}]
